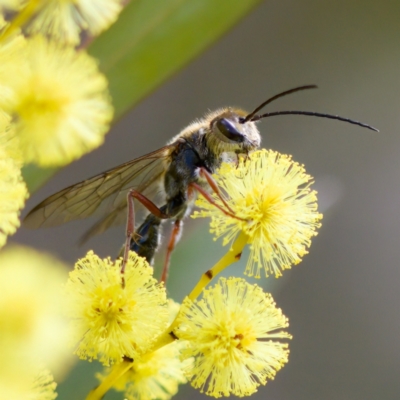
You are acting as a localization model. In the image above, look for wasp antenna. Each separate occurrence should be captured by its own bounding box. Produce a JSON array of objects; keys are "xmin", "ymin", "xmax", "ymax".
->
[
  {"xmin": 250, "ymin": 110, "xmax": 379, "ymax": 132},
  {"xmin": 240, "ymin": 85, "xmax": 318, "ymax": 124}
]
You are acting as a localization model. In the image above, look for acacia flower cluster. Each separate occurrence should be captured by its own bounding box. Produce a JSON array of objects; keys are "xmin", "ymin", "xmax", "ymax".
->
[
  {"xmin": 0, "ymin": 145, "xmax": 27, "ymax": 248},
  {"xmin": 0, "ymin": 34, "xmax": 112, "ymax": 168},
  {"xmin": 76, "ymin": 247, "xmax": 293, "ymax": 400},
  {"xmin": 31, "ymin": 370, "xmax": 58, "ymax": 400},
  {"xmin": 0, "ymin": 246, "xmax": 70, "ymax": 399},
  {"xmin": 0, "ymin": 0, "xmax": 125, "ymax": 45},
  {"xmin": 193, "ymin": 149, "xmax": 323, "ymax": 278},
  {"xmin": 96, "ymin": 301, "xmax": 190, "ymax": 400},
  {"xmin": 65, "ymin": 250, "xmax": 169, "ymax": 365},
  {"xmin": 0, "ymin": 35, "xmax": 112, "ymax": 166},
  {"xmin": 0, "ymin": 1, "xmax": 122, "ymax": 398},
  {"xmin": 177, "ymin": 277, "xmax": 291, "ymax": 397},
  {"xmin": 0, "ymin": 0, "xmax": 115, "ymax": 245}
]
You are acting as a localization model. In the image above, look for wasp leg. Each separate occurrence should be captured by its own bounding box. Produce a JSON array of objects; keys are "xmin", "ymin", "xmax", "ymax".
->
[
  {"xmin": 198, "ymin": 167, "xmax": 236, "ymax": 215},
  {"xmin": 160, "ymin": 219, "xmax": 183, "ymax": 284},
  {"xmin": 121, "ymin": 189, "xmax": 169, "ymax": 273},
  {"xmin": 189, "ymin": 181, "xmax": 245, "ymax": 221}
]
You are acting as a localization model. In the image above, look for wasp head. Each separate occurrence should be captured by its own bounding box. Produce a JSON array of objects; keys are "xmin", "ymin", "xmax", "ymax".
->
[{"xmin": 208, "ymin": 108, "xmax": 261, "ymax": 157}]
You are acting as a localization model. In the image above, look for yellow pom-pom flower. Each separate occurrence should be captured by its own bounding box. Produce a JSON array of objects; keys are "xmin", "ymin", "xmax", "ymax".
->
[
  {"xmin": 98, "ymin": 342, "xmax": 188, "ymax": 400},
  {"xmin": 0, "ymin": 246, "xmax": 70, "ymax": 398},
  {"xmin": 0, "ymin": 147, "xmax": 28, "ymax": 248},
  {"xmin": 97, "ymin": 300, "xmax": 189, "ymax": 400},
  {"xmin": 193, "ymin": 149, "xmax": 323, "ymax": 278},
  {"xmin": 0, "ymin": 35, "xmax": 113, "ymax": 166},
  {"xmin": 31, "ymin": 369, "xmax": 57, "ymax": 400},
  {"xmin": 0, "ymin": 20, "xmax": 26, "ymax": 109},
  {"xmin": 0, "ymin": 0, "xmax": 21, "ymax": 11},
  {"xmin": 0, "ymin": 113, "xmax": 22, "ymax": 164},
  {"xmin": 66, "ymin": 251, "xmax": 169, "ymax": 366},
  {"xmin": 26, "ymin": 0, "xmax": 124, "ymax": 45},
  {"xmin": 0, "ymin": 369, "xmax": 57, "ymax": 400},
  {"xmin": 177, "ymin": 277, "xmax": 291, "ymax": 398}
]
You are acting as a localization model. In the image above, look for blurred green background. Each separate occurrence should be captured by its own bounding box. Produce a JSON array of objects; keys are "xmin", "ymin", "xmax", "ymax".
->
[{"xmin": 15, "ymin": 0, "xmax": 400, "ymax": 399}]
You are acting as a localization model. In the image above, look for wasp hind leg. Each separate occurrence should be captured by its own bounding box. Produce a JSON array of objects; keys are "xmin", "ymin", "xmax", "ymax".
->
[
  {"xmin": 121, "ymin": 189, "xmax": 169, "ymax": 273},
  {"xmin": 130, "ymin": 215, "xmax": 182, "ymax": 284},
  {"xmin": 160, "ymin": 219, "xmax": 183, "ymax": 284},
  {"xmin": 122, "ymin": 189, "xmax": 186, "ymax": 287}
]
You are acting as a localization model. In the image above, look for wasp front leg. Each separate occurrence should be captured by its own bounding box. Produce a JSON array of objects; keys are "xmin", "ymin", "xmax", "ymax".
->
[{"xmin": 190, "ymin": 167, "xmax": 245, "ymax": 222}]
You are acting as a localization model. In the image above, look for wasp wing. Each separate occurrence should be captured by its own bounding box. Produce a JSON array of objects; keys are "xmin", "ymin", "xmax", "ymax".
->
[
  {"xmin": 24, "ymin": 145, "xmax": 176, "ymax": 236},
  {"xmin": 78, "ymin": 163, "xmax": 166, "ymax": 243}
]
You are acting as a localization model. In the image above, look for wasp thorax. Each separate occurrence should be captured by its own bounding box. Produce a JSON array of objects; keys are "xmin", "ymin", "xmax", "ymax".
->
[{"xmin": 209, "ymin": 109, "xmax": 261, "ymax": 156}]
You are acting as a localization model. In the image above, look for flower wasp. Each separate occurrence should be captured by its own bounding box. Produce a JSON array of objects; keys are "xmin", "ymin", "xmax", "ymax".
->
[{"xmin": 24, "ymin": 85, "xmax": 377, "ymax": 281}]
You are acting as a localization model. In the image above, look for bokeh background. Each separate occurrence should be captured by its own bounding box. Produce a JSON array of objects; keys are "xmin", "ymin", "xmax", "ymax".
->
[{"xmin": 14, "ymin": 0, "xmax": 400, "ymax": 399}]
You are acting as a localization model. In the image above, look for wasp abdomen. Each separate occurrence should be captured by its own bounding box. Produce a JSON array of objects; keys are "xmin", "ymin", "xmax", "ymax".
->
[{"xmin": 130, "ymin": 213, "xmax": 162, "ymax": 264}]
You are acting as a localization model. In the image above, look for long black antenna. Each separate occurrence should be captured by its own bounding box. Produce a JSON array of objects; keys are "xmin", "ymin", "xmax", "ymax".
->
[
  {"xmin": 240, "ymin": 85, "xmax": 379, "ymax": 132},
  {"xmin": 250, "ymin": 110, "xmax": 379, "ymax": 132},
  {"xmin": 240, "ymin": 84, "xmax": 318, "ymax": 123}
]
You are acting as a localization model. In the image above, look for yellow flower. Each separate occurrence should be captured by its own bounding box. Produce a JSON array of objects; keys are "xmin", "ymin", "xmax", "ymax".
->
[
  {"xmin": 30, "ymin": 369, "xmax": 57, "ymax": 400},
  {"xmin": 0, "ymin": 246, "xmax": 70, "ymax": 398},
  {"xmin": 193, "ymin": 149, "xmax": 323, "ymax": 278},
  {"xmin": 0, "ymin": 35, "xmax": 113, "ymax": 166},
  {"xmin": 66, "ymin": 251, "xmax": 169, "ymax": 366},
  {"xmin": 26, "ymin": 0, "xmax": 124, "ymax": 45},
  {"xmin": 0, "ymin": 147, "xmax": 28, "ymax": 248},
  {"xmin": 0, "ymin": 369, "xmax": 57, "ymax": 400},
  {"xmin": 97, "ymin": 300, "xmax": 189, "ymax": 400},
  {"xmin": 0, "ymin": 0, "xmax": 22, "ymax": 11},
  {"xmin": 0, "ymin": 113, "xmax": 22, "ymax": 163},
  {"xmin": 0, "ymin": 368, "xmax": 57, "ymax": 400},
  {"xmin": 177, "ymin": 277, "xmax": 291, "ymax": 398},
  {"xmin": 99, "ymin": 343, "xmax": 188, "ymax": 400},
  {"xmin": 0, "ymin": 20, "xmax": 25, "ymax": 108}
]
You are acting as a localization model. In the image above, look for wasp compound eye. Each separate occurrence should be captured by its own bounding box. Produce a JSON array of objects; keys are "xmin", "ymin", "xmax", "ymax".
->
[{"xmin": 216, "ymin": 118, "xmax": 244, "ymax": 142}]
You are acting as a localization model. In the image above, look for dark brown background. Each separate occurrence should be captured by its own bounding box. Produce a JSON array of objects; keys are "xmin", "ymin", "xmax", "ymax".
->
[{"xmin": 14, "ymin": 0, "xmax": 400, "ymax": 399}]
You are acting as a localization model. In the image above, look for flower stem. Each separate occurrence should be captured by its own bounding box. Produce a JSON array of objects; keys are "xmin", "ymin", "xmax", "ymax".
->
[
  {"xmin": 85, "ymin": 359, "xmax": 133, "ymax": 400},
  {"xmin": 150, "ymin": 231, "xmax": 248, "ymax": 352},
  {"xmin": 187, "ymin": 231, "xmax": 247, "ymax": 300}
]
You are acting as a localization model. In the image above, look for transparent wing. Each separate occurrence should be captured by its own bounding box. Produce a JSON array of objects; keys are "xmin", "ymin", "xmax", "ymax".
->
[{"xmin": 24, "ymin": 145, "xmax": 175, "ymax": 237}]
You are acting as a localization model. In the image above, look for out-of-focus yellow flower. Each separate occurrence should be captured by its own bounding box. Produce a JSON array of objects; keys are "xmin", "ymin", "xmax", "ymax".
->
[
  {"xmin": 0, "ymin": 35, "xmax": 113, "ymax": 166},
  {"xmin": 0, "ymin": 0, "xmax": 22, "ymax": 11},
  {"xmin": 193, "ymin": 149, "xmax": 323, "ymax": 278},
  {"xmin": 0, "ymin": 19, "xmax": 25, "ymax": 107},
  {"xmin": 0, "ymin": 246, "xmax": 70, "ymax": 398},
  {"xmin": 26, "ymin": 0, "xmax": 124, "ymax": 45},
  {"xmin": 0, "ymin": 147, "xmax": 27, "ymax": 248},
  {"xmin": 30, "ymin": 369, "xmax": 57, "ymax": 400},
  {"xmin": 177, "ymin": 277, "xmax": 291, "ymax": 398},
  {"xmin": 97, "ymin": 300, "xmax": 189, "ymax": 400},
  {"xmin": 66, "ymin": 251, "xmax": 169, "ymax": 366},
  {"xmin": 0, "ymin": 114, "xmax": 22, "ymax": 164},
  {"xmin": 0, "ymin": 368, "xmax": 58, "ymax": 400}
]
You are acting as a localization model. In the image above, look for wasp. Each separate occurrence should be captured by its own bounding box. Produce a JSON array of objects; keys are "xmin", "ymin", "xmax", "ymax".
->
[{"xmin": 24, "ymin": 85, "xmax": 377, "ymax": 281}]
